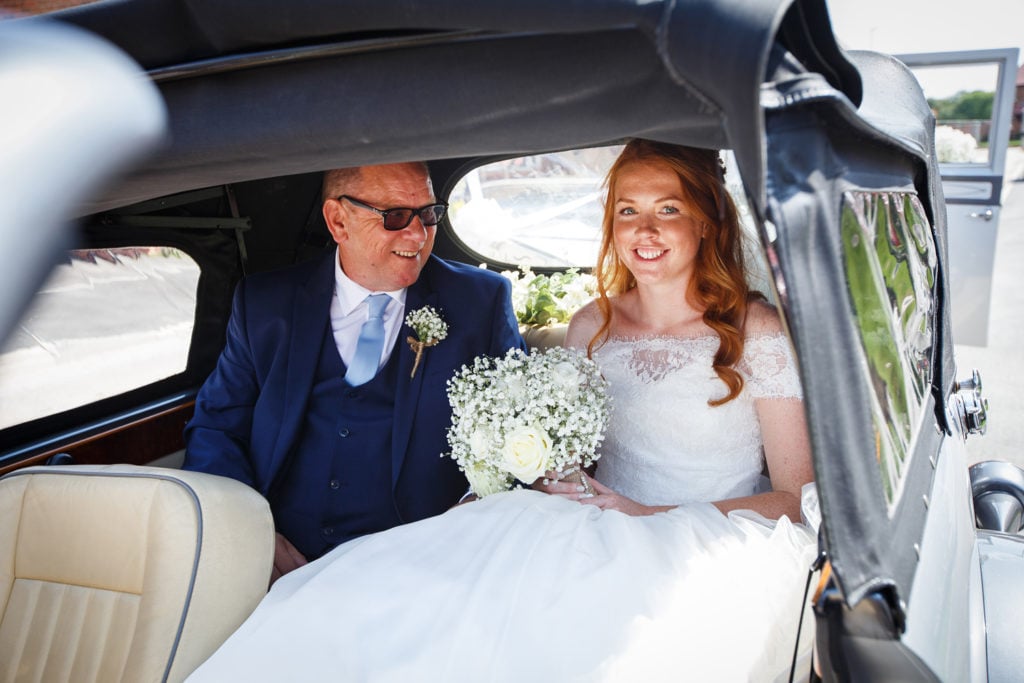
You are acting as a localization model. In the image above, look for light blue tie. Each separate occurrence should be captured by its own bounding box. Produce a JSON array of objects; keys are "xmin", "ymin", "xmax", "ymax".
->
[{"xmin": 345, "ymin": 293, "xmax": 390, "ymax": 386}]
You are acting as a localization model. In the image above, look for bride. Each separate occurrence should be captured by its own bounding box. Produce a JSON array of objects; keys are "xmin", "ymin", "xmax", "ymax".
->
[{"xmin": 187, "ymin": 140, "xmax": 817, "ymax": 683}]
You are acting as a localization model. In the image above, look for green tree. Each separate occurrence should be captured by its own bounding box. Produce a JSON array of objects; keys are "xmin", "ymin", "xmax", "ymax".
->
[{"xmin": 928, "ymin": 90, "xmax": 994, "ymax": 120}]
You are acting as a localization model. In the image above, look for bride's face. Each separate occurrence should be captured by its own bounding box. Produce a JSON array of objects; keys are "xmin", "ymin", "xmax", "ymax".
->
[{"xmin": 611, "ymin": 159, "xmax": 704, "ymax": 287}]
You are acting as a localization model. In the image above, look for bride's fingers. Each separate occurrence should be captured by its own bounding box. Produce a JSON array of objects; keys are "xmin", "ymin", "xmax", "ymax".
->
[
  {"xmin": 543, "ymin": 480, "xmax": 588, "ymax": 495},
  {"xmin": 587, "ymin": 478, "xmax": 614, "ymax": 495},
  {"xmin": 578, "ymin": 492, "xmax": 627, "ymax": 511},
  {"xmin": 537, "ymin": 469, "xmax": 566, "ymax": 484},
  {"xmin": 531, "ymin": 470, "xmax": 578, "ymax": 491},
  {"xmin": 578, "ymin": 493, "xmax": 607, "ymax": 507}
]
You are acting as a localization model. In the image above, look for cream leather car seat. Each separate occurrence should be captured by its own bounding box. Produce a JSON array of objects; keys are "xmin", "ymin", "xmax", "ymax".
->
[
  {"xmin": 0, "ymin": 465, "xmax": 274, "ymax": 683},
  {"xmin": 518, "ymin": 323, "xmax": 568, "ymax": 351}
]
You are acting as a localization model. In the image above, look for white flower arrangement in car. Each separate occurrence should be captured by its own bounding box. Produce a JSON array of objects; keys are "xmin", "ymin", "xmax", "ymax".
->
[
  {"xmin": 501, "ymin": 265, "xmax": 597, "ymax": 326},
  {"xmin": 445, "ymin": 346, "xmax": 610, "ymax": 497},
  {"xmin": 500, "ymin": 265, "xmax": 597, "ymax": 350}
]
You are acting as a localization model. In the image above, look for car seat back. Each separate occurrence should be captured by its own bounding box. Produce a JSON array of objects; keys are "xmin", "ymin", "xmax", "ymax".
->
[{"xmin": 0, "ymin": 465, "xmax": 274, "ymax": 682}]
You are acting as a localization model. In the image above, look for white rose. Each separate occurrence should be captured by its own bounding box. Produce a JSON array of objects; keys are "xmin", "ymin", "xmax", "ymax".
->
[
  {"xmin": 468, "ymin": 428, "xmax": 490, "ymax": 456},
  {"xmin": 550, "ymin": 361, "xmax": 581, "ymax": 398},
  {"xmin": 500, "ymin": 375, "xmax": 528, "ymax": 404},
  {"xmin": 465, "ymin": 462, "xmax": 510, "ymax": 498},
  {"xmin": 501, "ymin": 425, "xmax": 553, "ymax": 482}
]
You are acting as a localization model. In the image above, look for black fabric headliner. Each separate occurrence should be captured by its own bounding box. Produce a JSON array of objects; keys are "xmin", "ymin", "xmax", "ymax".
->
[{"xmin": 21, "ymin": 0, "xmax": 864, "ymax": 215}]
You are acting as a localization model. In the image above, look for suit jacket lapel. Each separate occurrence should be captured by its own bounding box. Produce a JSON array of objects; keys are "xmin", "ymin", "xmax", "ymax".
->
[
  {"xmin": 266, "ymin": 253, "xmax": 334, "ymax": 488},
  {"xmin": 391, "ymin": 275, "xmax": 437, "ymax": 489}
]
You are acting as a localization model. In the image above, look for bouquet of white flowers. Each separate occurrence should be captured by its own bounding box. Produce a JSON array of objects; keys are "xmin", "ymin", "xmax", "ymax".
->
[{"xmin": 445, "ymin": 346, "xmax": 610, "ymax": 497}]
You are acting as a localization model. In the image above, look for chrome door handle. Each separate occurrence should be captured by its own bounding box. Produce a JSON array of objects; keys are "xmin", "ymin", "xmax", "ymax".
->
[
  {"xmin": 969, "ymin": 208, "xmax": 994, "ymax": 221},
  {"xmin": 953, "ymin": 368, "xmax": 988, "ymax": 437}
]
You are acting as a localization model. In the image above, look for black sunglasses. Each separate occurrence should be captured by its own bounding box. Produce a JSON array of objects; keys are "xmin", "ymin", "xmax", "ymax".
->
[{"xmin": 338, "ymin": 195, "xmax": 448, "ymax": 231}]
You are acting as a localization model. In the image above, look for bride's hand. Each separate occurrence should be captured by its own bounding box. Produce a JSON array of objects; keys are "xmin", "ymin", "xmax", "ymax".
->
[
  {"xmin": 530, "ymin": 470, "xmax": 576, "ymax": 495},
  {"xmin": 581, "ymin": 478, "xmax": 657, "ymax": 516},
  {"xmin": 531, "ymin": 469, "xmax": 597, "ymax": 498},
  {"xmin": 535, "ymin": 474, "xmax": 656, "ymax": 516}
]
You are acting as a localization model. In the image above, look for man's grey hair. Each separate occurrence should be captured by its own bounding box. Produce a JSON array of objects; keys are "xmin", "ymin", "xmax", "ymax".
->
[
  {"xmin": 321, "ymin": 162, "xmax": 431, "ymax": 204},
  {"xmin": 321, "ymin": 167, "xmax": 363, "ymax": 204}
]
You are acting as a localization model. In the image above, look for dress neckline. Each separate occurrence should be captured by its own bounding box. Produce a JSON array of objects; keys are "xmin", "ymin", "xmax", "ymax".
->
[
  {"xmin": 602, "ymin": 333, "xmax": 718, "ymax": 344},
  {"xmin": 598, "ymin": 330, "xmax": 788, "ymax": 345}
]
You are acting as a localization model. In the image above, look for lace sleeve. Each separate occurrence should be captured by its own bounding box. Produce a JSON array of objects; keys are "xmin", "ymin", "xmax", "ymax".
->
[{"xmin": 738, "ymin": 334, "xmax": 803, "ymax": 400}]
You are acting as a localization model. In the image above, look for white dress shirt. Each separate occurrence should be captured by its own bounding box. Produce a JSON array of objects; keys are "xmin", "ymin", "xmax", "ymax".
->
[{"xmin": 329, "ymin": 248, "xmax": 407, "ymax": 373}]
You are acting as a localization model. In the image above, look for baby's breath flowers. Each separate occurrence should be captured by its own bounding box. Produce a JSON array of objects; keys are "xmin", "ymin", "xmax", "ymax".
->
[
  {"xmin": 445, "ymin": 347, "xmax": 610, "ymax": 496},
  {"xmin": 405, "ymin": 306, "xmax": 448, "ymax": 379}
]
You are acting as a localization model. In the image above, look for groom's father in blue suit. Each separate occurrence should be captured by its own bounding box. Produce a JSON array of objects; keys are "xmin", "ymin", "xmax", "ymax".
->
[{"xmin": 184, "ymin": 162, "xmax": 524, "ymax": 580}]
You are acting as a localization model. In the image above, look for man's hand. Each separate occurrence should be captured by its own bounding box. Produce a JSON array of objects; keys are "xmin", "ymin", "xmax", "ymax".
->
[
  {"xmin": 270, "ymin": 532, "xmax": 308, "ymax": 586},
  {"xmin": 453, "ymin": 492, "xmax": 478, "ymax": 507}
]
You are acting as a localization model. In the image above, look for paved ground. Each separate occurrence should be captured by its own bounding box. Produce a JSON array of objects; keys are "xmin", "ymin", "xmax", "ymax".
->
[{"xmin": 954, "ymin": 146, "xmax": 1024, "ymax": 467}]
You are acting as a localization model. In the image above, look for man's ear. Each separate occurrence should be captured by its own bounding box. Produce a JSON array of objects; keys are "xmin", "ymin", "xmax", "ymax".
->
[{"xmin": 323, "ymin": 198, "xmax": 347, "ymax": 244}]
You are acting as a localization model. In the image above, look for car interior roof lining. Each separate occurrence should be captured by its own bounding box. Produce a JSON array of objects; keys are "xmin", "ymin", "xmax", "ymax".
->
[{"xmin": 30, "ymin": 0, "xmax": 877, "ymax": 218}]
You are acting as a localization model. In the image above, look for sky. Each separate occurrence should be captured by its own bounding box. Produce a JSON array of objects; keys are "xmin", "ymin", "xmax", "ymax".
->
[{"xmin": 825, "ymin": 0, "xmax": 1023, "ymax": 97}]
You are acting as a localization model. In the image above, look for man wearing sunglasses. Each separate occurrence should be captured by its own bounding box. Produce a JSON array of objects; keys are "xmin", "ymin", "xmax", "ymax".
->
[{"xmin": 184, "ymin": 162, "xmax": 525, "ymax": 582}]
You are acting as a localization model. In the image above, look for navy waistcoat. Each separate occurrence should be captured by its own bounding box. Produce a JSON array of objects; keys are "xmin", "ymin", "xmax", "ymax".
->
[{"xmin": 271, "ymin": 325, "xmax": 403, "ymax": 559}]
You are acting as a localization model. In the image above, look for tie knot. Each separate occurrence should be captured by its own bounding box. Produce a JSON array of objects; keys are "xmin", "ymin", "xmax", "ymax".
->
[{"xmin": 365, "ymin": 293, "xmax": 390, "ymax": 319}]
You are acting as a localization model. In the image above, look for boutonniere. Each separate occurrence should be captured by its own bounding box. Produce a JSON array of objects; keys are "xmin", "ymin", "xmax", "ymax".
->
[{"xmin": 405, "ymin": 306, "xmax": 448, "ymax": 379}]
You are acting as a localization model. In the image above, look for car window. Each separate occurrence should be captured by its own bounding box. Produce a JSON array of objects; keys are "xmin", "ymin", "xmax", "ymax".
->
[
  {"xmin": 446, "ymin": 146, "xmax": 767, "ymax": 288},
  {"xmin": 840, "ymin": 192, "xmax": 937, "ymax": 509},
  {"xmin": 0, "ymin": 247, "xmax": 200, "ymax": 430},
  {"xmin": 899, "ymin": 50, "xmax": 1018, "ymax": 349}
]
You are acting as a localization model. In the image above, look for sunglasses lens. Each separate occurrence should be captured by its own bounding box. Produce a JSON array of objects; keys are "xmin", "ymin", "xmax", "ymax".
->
[
  {"xmin": 382, "ymin": 209, "xmax": 414, "ymax": 230},
  {"xmin": 379, "ymin": 204, "xmax": 447, "ymax": 230},
  {"xmin": 420, "ymin": 205, "xmax": 447, "ymax": 226}
]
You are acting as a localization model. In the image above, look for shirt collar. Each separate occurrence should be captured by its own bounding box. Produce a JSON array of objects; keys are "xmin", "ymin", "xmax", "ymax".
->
[{"xmin": 333, "ymin": 247, "xmax": 407, "ymax": 315}]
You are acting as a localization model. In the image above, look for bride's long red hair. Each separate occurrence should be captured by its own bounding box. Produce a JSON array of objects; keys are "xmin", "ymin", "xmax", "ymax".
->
[{"xmin": 589, "ymin": 139, "xmax": 754, "ymax": 406}]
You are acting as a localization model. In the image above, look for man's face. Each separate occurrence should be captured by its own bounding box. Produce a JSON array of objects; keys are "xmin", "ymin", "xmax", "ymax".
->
[{"xmin": 323, "ymin": 163, "xmax": 437, "ymax": 291}]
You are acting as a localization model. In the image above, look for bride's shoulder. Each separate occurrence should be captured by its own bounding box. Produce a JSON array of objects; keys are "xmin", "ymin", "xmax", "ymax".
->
[
  {"xmin": 743, "ymin": 299, "xmax": 784, "ymax": 338},
  {"xmin": 564, "ymin": 300, "xmax": 603, "ymax": 350}
]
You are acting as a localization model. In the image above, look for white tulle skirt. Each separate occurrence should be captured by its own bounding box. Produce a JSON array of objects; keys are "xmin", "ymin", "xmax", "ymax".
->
[{"xmin": 188, "ymin": 490, "xmax": 816, "ymax": 683}]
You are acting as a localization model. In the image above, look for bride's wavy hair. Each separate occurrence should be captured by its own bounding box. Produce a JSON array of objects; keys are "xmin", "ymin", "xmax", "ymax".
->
[{"xmin": 589, "ymin": 139, "xmax": 755, "ymax": 406}]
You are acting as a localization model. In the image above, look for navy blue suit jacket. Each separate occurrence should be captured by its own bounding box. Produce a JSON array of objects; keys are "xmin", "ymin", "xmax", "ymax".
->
[{"xmin": 183, "ymin": 252, "xmax": 524, "ymax": 532}]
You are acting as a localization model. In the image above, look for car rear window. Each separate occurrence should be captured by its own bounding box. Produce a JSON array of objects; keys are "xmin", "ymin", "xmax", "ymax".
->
[
  {"xmin": 447, "ymin": 148, "xmax": 620, "ymax": 268},
  {"xmin": 0, "ymin": 247, "xmax": 200, "ymax": 429}
]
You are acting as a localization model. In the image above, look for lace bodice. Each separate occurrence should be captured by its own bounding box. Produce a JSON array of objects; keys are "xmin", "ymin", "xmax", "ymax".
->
[{"xmin": 593, "ymin": 332, "xmax": 802, "ymax": 506}]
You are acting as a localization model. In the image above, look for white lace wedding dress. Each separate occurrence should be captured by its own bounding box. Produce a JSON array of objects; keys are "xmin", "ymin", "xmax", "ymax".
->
[{"xmin": 188, "ymin": 333, "xmax": 817, "ymax": 683}]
